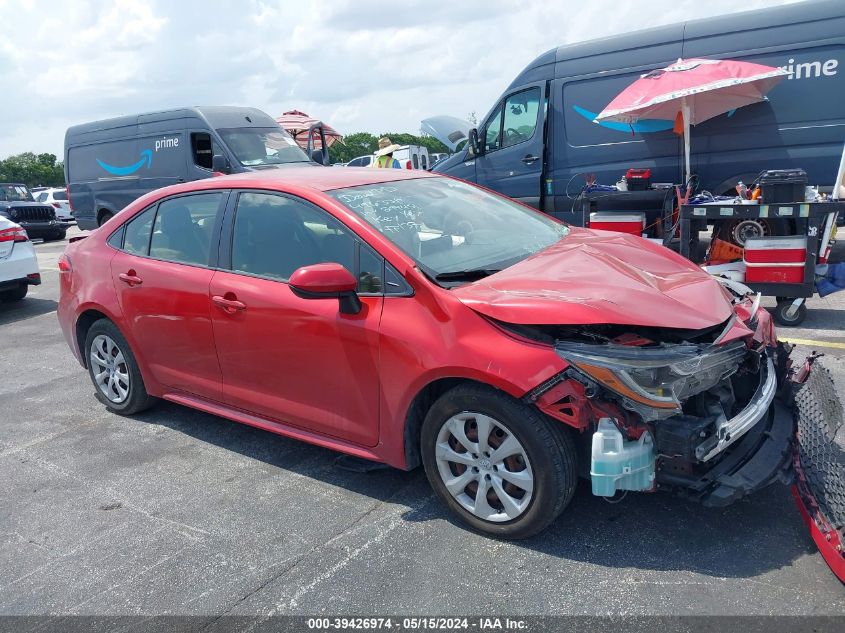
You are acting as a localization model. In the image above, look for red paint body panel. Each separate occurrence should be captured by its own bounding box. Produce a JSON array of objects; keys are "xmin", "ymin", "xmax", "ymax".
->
[
  {"xmin": 453, "ymin": 228, "xmax": 733, "ymax": 330},
  {"xmin": 111, "ymin": 251, "xmax": 223, "ymax": 402},
  {"xmin": 208, "ymin": 269, "xmax": 383, "ymax": 447},
  {"xmin": 57, "ymin": 167, "xmax": 748, "ymax": 471},
  {"xmin": 792, "ymin": 486, "xmax": 845, "ymax": 582}
]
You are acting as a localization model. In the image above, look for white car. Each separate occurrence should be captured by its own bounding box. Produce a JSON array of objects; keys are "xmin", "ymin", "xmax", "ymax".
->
[
  {"xmin": 0, "ymin": 216, "xmax": 40, "ymax": 302},
  {"xmin": 34, "ymin": 187, "xmax": 74, "ymax": 222}
]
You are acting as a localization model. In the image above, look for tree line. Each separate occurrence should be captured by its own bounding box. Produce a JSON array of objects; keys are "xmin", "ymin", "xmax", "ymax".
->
[
  {"xmin": 327, "ymin": 132, "xmax": 449, "ymax": 164},
  {"xmin": 0, "ymin": 131, "xmax": 450, "ymax": 187},
  {"xmin": 0, "ymin": 153, "xmax": 65, "ymax": 188}
]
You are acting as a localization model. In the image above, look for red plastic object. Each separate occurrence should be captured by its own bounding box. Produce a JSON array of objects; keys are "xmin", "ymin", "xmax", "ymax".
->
[
  {"xmin": 588, "ymin": 212, "xmax": 644, "ymax": 236},
  {"xmin": 289, "ymin": 263, "xmax": 358, "ymax": 294},
  {"xmin": 744, "ymin": 236, "xmax": 806, "ymax": 283}
]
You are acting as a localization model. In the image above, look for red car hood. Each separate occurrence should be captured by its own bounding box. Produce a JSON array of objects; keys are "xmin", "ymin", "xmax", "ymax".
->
[{"xmin": 453, "ymin": 228, "xmax": 733, "ymax": 330}]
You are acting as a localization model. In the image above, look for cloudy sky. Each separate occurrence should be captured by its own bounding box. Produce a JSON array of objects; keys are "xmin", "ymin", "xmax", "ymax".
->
[{"xmin": 1, "ymin": 0, "xmax": 797, "ymax": 158}]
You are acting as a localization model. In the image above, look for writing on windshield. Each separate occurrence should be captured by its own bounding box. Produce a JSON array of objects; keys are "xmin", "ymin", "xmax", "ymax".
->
[{"xmin": 329, "ymin": 178, "xmax": 568, "ymax": 282}]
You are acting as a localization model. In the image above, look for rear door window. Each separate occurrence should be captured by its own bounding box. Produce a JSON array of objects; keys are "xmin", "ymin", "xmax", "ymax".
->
[
  {"xmin": 149, "ymin": 193, "xmax": 223, "ymax": 266},
  {"xmin": 123, "ymin": 206, "xmax": 156, "ymax": 256}
]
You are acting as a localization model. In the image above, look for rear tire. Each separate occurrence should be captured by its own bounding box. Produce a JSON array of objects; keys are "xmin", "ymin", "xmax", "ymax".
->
[
  {"xmin": 421, "ymin": 383, "xmax": 577, "ymax": 539},
  {"xmin": 97, "ymin": 211, "xmax": 114, "ymax": 226},
  {"xmin": 84, "ymin": 319, "xmax": 155, "ymax": 415},
  {"xmin": 0, "ymin": 283, "xmax": 28, "ymax": 302}
]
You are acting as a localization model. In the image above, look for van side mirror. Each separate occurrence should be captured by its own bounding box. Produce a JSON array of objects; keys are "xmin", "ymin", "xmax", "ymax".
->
[
  {"xmin": 311, "ymin": 148, "xmax": 329, "ymax": 166},
  {"xmin": 212, "ymin": 154, "xmax": 231, "ymax": 175},
  {"xmin": 467, "ymin": 128, "xmax": 480, "ymax": 157}
]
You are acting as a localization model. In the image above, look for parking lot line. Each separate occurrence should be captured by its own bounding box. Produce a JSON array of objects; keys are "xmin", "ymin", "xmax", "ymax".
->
[{"xmin": 780, "ymin": 337, "xmax": 845, "ymax": 350}]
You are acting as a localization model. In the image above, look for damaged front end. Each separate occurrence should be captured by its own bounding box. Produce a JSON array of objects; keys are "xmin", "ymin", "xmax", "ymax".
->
[
  {"xmin": 516, "ymin": 279, "xmax": 845, "ymax": 579},
  {"xmin": 514, "ymin": 280, "xmax": 825, "ymax": 504}
]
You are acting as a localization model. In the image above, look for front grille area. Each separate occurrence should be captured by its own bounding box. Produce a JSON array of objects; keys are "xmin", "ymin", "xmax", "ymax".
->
[{"xmin": 10, "ymin": 206, "xmax": 55, "ymax": 223}]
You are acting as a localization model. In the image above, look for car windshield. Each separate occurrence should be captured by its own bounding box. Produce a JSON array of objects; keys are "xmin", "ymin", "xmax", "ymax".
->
[
  {"xmin": 216, "ymin": 127, "xmax": 310, "ymax": 167},
  {"xmin": 0, "ymin": 184, "xmax": 33, "ymax": 202},
  {"xmin": 328, "ymin": 177, "xmax": 569, "ymax": 283}
]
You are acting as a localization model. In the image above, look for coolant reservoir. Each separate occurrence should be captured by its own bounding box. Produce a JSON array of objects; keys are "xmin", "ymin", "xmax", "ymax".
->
[{"xmin": 590, "ymin": 418, "xmax": 656, "ymax": 497}]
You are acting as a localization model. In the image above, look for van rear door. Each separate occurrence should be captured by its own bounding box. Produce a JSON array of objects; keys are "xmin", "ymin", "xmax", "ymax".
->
[{"xmin": 475, "ymin": 82, "xmax": 546, "ymax": 207}]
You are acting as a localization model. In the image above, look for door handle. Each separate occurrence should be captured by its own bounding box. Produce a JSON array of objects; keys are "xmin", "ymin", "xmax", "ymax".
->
[
  {"xmin": 212, "ymin": 294, "xmax": 247, "ymax": 313},
  {"xmin": 118, "ymin": 272, "xmax": 143, "ymax": 286},
  {"xmin": 521, "ymin": 154, "xmax": 539, "ymax": 165}
]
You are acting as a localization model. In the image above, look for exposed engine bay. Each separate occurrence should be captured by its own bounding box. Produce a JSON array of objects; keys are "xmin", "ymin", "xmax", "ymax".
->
[
  {"xmin": 507, "ymin": 279, "xmax": 844, "ymax": 580},
  {"xmin": 516, "ymin": 280, "xmax": 795, "ymax": 506}
]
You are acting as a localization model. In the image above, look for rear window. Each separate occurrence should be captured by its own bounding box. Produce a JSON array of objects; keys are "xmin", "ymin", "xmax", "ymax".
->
[{"xmin": 53, "ymin": 189, "xmax": 68, "ymax": 200}]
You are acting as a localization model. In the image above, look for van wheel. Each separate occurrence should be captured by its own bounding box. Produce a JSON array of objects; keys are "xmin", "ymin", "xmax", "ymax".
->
[
  {"xmin": 97, "ymin": 211, "xmax": 114, "ymax": 226},
  {"xmin": 84, "ymin": 319, "xmax": 155, "ymax": 415},
  {"xmin": 421, "ymin": 384, "xmax": 577, "ymax": 539}
]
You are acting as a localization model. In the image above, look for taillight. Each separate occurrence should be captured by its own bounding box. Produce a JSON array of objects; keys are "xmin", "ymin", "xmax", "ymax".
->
[
  {"xmin": 58, "ymin": 254, "xmax": 72, "ymax": 272},
  {"xmin": 0, "ymin": 226, "xmax": 28, "ymax": 242},
  {"xmin": 51, "ymin": 202, "xmax": 61, "ymax": 208},
  {"xmin": 67, "ymin": 185, "xmax": 74, "ymax": 212}
]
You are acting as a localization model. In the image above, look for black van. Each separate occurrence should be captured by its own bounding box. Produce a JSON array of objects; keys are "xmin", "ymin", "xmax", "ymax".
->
[
  {"xmin": 65, "ymin": 106, "xmax": 329, "ymax": 230},
  {"xmin": 433, "ymin": 0, "xmax": 845, "ymax": 223}
]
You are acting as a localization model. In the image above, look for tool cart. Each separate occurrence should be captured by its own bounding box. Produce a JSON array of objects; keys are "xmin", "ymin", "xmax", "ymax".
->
[{"xmin": 679, "ymin": 201, "xmax": 842, "ymax": 326}]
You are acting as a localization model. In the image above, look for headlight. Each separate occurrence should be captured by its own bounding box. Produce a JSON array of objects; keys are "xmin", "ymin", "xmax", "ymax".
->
[{"xmin": 555, "ymin": 340, "xmax": 747, "ymax": 420}]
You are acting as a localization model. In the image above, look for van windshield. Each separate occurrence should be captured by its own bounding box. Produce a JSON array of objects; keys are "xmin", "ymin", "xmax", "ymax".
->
[{"xmin": 216, "ymin": 127, "xmax": 310, "ymax": 167}]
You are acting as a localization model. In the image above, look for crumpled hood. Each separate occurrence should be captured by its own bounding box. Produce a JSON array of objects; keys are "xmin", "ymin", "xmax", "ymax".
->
[{"xmin": 453, "ymin": 228, "xmax": 733, "ymax": 330}]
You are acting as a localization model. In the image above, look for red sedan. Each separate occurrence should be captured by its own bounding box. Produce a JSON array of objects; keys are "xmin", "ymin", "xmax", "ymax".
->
[{"xmin": 57, "ymin": 167, "xmax": 805, "ymax": 539}]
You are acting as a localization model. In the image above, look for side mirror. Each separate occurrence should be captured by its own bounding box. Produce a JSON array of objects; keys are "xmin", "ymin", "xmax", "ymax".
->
[
  {"xmin": 289, "ymin": 263, "xmax": 361, "ymax": 314},
  {"xmin": 467, "ymin": 128, "xmax": 480, "ymax": 157},
  {"xmin": 311, "ymin": 148, "xmax": 329, "ymax": 166},
  {"xmin": 211, "ymin": 154, "xmax": 231, "ymax": 175}
]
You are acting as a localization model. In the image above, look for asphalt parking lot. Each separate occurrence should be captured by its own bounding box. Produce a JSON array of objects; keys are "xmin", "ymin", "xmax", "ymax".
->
[{"xmin": 1, "ymin": 226, "xmax": 844, "ymax": 619}]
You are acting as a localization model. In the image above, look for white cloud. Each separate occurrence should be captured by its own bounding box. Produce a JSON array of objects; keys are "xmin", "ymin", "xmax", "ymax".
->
[{"xmin": 0, "ymin": 0, "xmax": 796, "ymax": 158}]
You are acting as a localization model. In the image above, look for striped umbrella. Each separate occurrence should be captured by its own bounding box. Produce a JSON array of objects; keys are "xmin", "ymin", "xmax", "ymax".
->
[{"xmin": 276, "ymin": 110, "xmax": 343, "ymax": 149}]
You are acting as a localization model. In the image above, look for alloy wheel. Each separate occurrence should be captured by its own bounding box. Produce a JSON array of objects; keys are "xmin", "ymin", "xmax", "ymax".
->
[
  {"xmin": 434, "ymin": 412, "xmax": 534, "ymax": 522},
  {"xmin": 90, "ymin": 334, "xmax": 130, "ymax": 403}
]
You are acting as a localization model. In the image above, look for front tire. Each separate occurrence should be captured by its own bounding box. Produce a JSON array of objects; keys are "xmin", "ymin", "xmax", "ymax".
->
[
  {"xmin": 421, "ymin": 384, "xmax": 577, "ymax": 539},
  {"xmin": 84, "ymin": 319, "xmax": 155, "ymax": 415},
  {"xmin": 48, "ymin": 229, "xmax": 66, "ymax": 241}
]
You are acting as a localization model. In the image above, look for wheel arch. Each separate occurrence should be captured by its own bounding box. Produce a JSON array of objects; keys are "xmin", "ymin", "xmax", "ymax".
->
[
  {"xmin": 75, "ymin": 309, "xmax": 113, "ymax": 368},
  {"xmin": 402, "ymin": 376, "xmax": 526, "ymax": 470}
]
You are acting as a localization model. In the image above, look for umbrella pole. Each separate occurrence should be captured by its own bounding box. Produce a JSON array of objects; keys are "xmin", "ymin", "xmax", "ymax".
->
[{"xmin": 683, "ymin": 98, "xmax": 691, "ymax": 185}]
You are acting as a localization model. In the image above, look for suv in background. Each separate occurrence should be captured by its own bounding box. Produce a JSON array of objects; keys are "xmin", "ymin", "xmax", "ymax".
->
[
  {"xmin": 0, "ymin": 183, "xmax": 68, "ymax": 241},
  {"xmin": 34, "ymin": 187, "xmax": 74, "ymax": 222}
]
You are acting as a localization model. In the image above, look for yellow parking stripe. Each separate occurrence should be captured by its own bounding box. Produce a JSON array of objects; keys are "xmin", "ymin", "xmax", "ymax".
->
[{"xmin": 780, "ymin": 337, "xmax": 845, "ymax": 350}]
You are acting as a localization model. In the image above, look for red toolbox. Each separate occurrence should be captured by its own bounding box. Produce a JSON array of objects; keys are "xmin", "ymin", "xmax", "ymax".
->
[
  {"xmin": 744, "ymin": 236, "xmax": 807, "ymax": 284},
  {"xmin": 589, "ymin": 212, "xmax": 645, "ymax": 236}
]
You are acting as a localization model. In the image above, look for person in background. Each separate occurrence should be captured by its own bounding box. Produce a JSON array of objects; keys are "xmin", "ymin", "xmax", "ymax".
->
[{"xmin": 372, "ymin": 137, "xmax": 401, "ymax": 168}]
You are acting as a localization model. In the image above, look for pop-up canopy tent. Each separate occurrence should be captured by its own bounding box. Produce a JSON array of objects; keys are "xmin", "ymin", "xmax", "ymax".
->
[{"xmin": 595, "ymin": 58, "xmax": 788, "ymax": 184}]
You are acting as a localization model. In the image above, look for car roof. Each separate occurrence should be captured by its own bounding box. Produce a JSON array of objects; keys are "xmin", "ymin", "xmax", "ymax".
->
[{"xmin": 206, "ymin": 166, "xmax": 438, "ymax": 192}]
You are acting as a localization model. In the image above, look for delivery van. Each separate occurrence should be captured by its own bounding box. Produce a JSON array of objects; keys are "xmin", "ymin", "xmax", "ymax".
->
[
  {"xmin": 433, "ymin": 0, "xmax": 845, "ymax": 223},
  {"xmin": 64, "ymin": 106, "xmax": 329, "ymax": 229}
]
